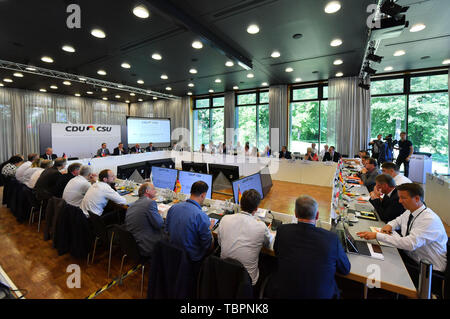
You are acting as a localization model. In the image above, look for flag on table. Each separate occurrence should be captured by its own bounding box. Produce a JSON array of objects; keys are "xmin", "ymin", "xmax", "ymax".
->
[
  {"xmin": 174, "ymin": 179, "xmax": 181, "ymax": 193},
  {"xmin": 238, "ymin": 185, "xmax": 242, "ymax": 204}
]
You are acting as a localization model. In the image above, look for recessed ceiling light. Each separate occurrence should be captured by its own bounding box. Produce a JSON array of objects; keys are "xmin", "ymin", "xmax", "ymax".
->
[
  {"xmin": 442, "ymin": 59, "xmax": 450, "ymax": 65},
  {"xmin": 3, "ymin": 78, "xmax": 13, "ymax": 83},
  {"xmin": 189, "ymin": 68, "xmax": 198, "ymax": 74},
  {"xmin": 247, "ymin": 24, "xmax": 260, "ymax": 34},
  {"xmin": 0, "ymin": 83, "xmax": 3, "ymax": 87},
  {"xmin": 192, "ymin": 41, "xmax": 203, "ymax": 49},
  {"xmin": 271, "ymin": 51, "xmax": 281, "ymax": 58},
  {"xmin": 39, "ymin": 89, "xmax": 47, "ymax": 92},
  {"xmin": 285, "ymin": 67, "xmax": 294, "ymax": 72},
  {"xmin": 133, "ymin": 4, "xmax": 150, "ymax": 18},
  {"xmin": 336, "ymin": 72, "xmax": 344, "ymax": 77},
  {"xmin": 209, "ymin": 89, "xmax": 214, "ymax": 93},
  {"xmin": 188, "ymin": 83, "xmax": 194, "ymax": 87},
  {"xmin": 115, "ymin": 95, "xmax": 121, "ymax": 98},
  {"xmin": 91, "ymin": 29, "xmax": 106, "ymax": 39},
  {"xmin": 138, "ymin": 98, "xmax": 143, "ymax": 102},
  {"xmin": 333, "ymin": 59, "xmax": 343, "ymax": 65},
  {"xmin": 153, "ymin": 97, "xmax": 158, "ymax": 100},
  {"xmin": 325, "ymin": 1, "xmax": 341, "ymax": 14},
  {"xmin": 233, "ymin": 86, "xmax": 239, "ymax": 90},
  {"xmin": 62, "ymin": 45, "xmax": 75, "ymax": 53},
  {"xmin": 330, "ymin": 39, "xmax": 342, "ymax": 47},
  {"xmin": 262, "ymin": 82, "xmax": 268, "ymax": 86},
  {"xmin": 118, "ymin": 85, "xmax": 124, "ymax": 88},
  {"xmin": 130, "ymin": 93, "xmax": 135, "ymax": 96},
  {"xmin": 26, "ymin": 67, "xmax": 36, "ymax": 71},
  {"xmin": 187, "ymin": 92, "xmax": 193, "ymax": 96},
  {"xmin": 41, "ymin": 56, "xmax": 54, "ymax": 63},
  {"xmin": 87, "ymin": 91, "xmax": 93, "ymax": 95},
  {"xmin": 125, "ymin": 100, "xmax": 130, "ymax": 103},
  {"xmin": 63, "ymin": 81, "xmax": 71, "ymax": 86},
  {"xmin": 137, "ymin": 79, "xmax": 144, "ymax": 84},
  {"xmin": 78, "ymin": 77, "xmax": 86, "ymax": 81},
  {"xmin": 102, "ymin": 97, "xmax": 108, "ymax": 101},
  {"xmin": 215, "ymin": 79, "xmax": 221, "ymax": 83},
  {"xmin": 166, "ymin": 87, "xmax": 172, "ymax": 91},
  {"xmin": 295, "ymin": 78, "xmax": 302, "ymax": 82},
  {"xmin": 161, "ymin": 74, "xmax": 168, "ymax": 80},
  {"xmin": 101, "ymin": 88, "xmax": 108, "ymax": 92},
  {"xmin": 121, "ymin": 62, "xmax": 131, "ymax": 69},
  {"xmin": 13, "ymin": 72, "xmax": 23, "ymax": 77},
  {"xmin": 225, "ymin": 61, "xmax": 234, "ymax": 67},
  {"xmin": 152, "ymin": 53, "xmax": 162, "ymax": 60},
  {"xmin": 97, "ymin": 70, "xmax": 107, "ymax": 75},
  {"xmin": 247, "ymin": 73, "xmax": 254, "ymax": 78},
  {"xmin": 410, "ymin": 23, "xmax": 426, "ymax": 33},
  {"xmin": 394, "ymin": 50, "xmax": 405, "ymax": 56},
  {"xmin": 384, "ymin": 66, "xmax": 394, "ymax": 71},
  {"xmin": 75, "ymin": 93, "xmax": 81, "ymax": 97},
  {"xmin": 50, "ymin": 85, "xmax": 58, "ymax": 89}
]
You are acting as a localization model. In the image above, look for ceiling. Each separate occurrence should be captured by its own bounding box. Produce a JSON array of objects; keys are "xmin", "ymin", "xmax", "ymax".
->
[{"xmin": 0, "ymin": 0, "xmax": 448, "ymax": 102}]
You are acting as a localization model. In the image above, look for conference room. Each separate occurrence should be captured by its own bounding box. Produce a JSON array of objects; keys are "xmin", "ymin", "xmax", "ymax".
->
[{"xmin": 0, "ymin": 0, "xmax": 449, "ymax": 306}]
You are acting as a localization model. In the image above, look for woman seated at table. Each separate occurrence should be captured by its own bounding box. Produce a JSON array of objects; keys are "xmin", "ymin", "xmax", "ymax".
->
[{"xmin": 304, "ymin": 147, "xmax": 318, "ymax": 161}]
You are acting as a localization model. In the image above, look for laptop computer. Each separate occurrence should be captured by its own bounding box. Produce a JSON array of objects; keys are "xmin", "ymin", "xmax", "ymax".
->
[{"xmin": 335, "ymin": 224, "xmax": 384, "ymax": 260}]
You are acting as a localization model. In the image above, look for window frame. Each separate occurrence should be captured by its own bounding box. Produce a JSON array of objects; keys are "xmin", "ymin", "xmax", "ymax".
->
[{"xmin": 193, "ymin": 95, "xmax": 225, "ymax": 148}]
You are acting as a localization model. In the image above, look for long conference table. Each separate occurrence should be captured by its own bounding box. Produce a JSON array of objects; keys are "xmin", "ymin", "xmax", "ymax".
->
[{"xmin": 67, "ymin": 151, "xmax": 417, "ymax": 298}]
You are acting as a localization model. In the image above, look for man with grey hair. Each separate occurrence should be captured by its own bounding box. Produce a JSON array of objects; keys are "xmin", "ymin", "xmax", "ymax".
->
[
  {"xmin": 125, "ymin": 183, "xmax": 165, "ymax": 257},
  {"xmin": 63, "ymin": 165, "xmax": 97, "ymax": 207},
  {"xmin": 34, "ymin": 157, "xmax": 67, "ymax": 200},
  {"xmin": 267, "ymin": 195, "xmax": 350, "ymax": 299}
]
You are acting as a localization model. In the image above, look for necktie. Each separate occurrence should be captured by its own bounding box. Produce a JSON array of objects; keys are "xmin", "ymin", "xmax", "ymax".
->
[{"xmin": 405, "ymin": 213, "xmax": 414, "ymax": 236}]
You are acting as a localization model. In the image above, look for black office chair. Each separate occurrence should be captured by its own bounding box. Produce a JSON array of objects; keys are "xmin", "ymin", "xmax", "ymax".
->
[
  {"xmin": 25, "ymin": 187, "xmax": 43, "ymax": 227},
  {"xmin": 87, "ymin": 211, "xmax": 116, "ymax": 278},
  {"xmin": 430, "ymin": 238, "xmax": 450, "ymax": 299},
  {"xmin": 112, "ymin": 224, "xmax": 149, "ymax": 296}
]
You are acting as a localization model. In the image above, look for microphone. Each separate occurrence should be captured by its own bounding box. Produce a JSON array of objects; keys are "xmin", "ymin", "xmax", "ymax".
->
[{"xmin": 267, "ymin": 210, "xmax": 282, "ymax": 231}]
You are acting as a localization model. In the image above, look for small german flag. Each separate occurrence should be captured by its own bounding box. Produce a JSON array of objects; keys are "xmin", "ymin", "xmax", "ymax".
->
[
  {"xmin": 174, "ymin": 179, "xmax": 181, "ymax": 193},
  {"xmin": 238, "ymin": 185, "xmax": 242, "ymax": 204}
]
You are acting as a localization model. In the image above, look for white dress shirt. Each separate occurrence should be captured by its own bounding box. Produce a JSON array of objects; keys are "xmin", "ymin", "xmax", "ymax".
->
[
  {"xmin": 15, "ymin": 161, "xmax": 32, "ymax": 183},
  {"xmin": 394, "ymin": 174, "xmax": 412, "ymax": 186},
  {"xmin": 63, "ymin": 175, "xmax": 92, "ymax": 208},
  {"xmin": 26, "ymin": 168, "xmax": 44, "ymax": 189},
  {"xmin": 81, "ymin": 181, "xmax": 127, "ymax": 217},
  {"xmin": 217, "ymin": 212, "xmax": 274, "ymax": 285},
  {"xmin": 22, "ymin": 166, "xmax": 40, "ymax": 185},
  {"xmin": 376, "ymin": 205, "xmax": 448, "ymax": 272}
]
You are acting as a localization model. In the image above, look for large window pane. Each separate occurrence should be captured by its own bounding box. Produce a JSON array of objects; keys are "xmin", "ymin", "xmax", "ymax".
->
[
  {"xmin": 258, "ymin": 104, "xmax": 269, "ymax": 150},
  {"xmin": 370, "ymin": 95, "xmax": 407, "ymax": 141},
  {"xmin": 408, "ymin": 93, "xmax": 449, "ymax": 173},
  {"xmin": 410, "ymin": 74, "xmax": 448, "ymax": 92},
  {"xmin": 260, "ymin": 92, "xmax": 269, "ymax": 104},
  {"xmin": 213, "ymin": 97, "xmax": 224, "ymax": 107},
  {"xmin": 193, "ymin": 109, "xmax": 210, "ymax": 151},
  {"xmin": 236, "ymin": 106, "xmax": 256, "ymax": 147},
  {"xmin": 211, "ymin": 108, "xmax": 224, "ymax": 145},
  {"xmin": 237, "ymin": 93, "xmax": 256, "ymax": 105},
  {"xmin": 371, "ymin": 79, "xmax": 403, "ymax": 95},
  {"xmin": 290, "ymin": 102, "xmax": 319, "ymax": 153},
  {"xmin": 195, "ymin": 98, "xmax": 210, "ymax": 108},
  {"xmin": 292, "ymin": 88, "xmax": 318, "ymax": 101},
  {"xmin": 323, "ymin": 86, "xmax": 328, "ymax": 99},
  {"xmin": 320, "ymin": 101, "xmax": 328, "ymax": 144}
]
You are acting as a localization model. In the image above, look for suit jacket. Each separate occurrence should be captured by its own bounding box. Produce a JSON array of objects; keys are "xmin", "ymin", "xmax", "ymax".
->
[
  {"xmin": 268, "ymin": 223, "xmax": 350, "ymax": 299},
  {"xmin": 34, "ymin": 167, "xmax": 63, "ymax": 200},
  {"xmin": 130, "ymin": 146, "xmax": 143, "ymax": 153},
  {"xmin": 369, "ymin": 189, "xmax": 405, "ymax": 223},
  {"xmin": 41, "ymin": 154, "xmax": 58, "ymax": 160},
  {"xmin": 322, "ymin": 152, "xmax": 341, "ymax": 162},
  {"xmin": 146, "ymin": 146, "xmax": 156, "ymax": 152},
  {"xmin": 279, "ymin": 151, "xmax": 292, "ymax": 159},
  {"xmin": 96, "ymin": 148, "xmax": 110, "ymax": 157},
  {"xmin": 113, "ymin": 147, "xmax": 128, "ymax": 156},
  {"xmin": 53, "ymin": 173, "xmax": 76, "ymax": 198}
]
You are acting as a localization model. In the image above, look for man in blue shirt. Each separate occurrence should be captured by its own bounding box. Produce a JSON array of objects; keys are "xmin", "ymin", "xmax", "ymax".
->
[{"xmin": 166, "ymin": 181, "xmax": 214, "ymax": 262}]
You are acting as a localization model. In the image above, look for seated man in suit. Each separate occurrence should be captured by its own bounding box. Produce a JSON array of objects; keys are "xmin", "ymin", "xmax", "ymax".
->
[
  {"xmin": 357, "ymin": 183, "xmax": 447, "ymax": 287},
  {"xmin": 63, "ymin": 165, "xmax": 97, "ymax": 207},
  {"xmin": 130, "ymin": 144, "xmax": 143, "ymax": 153},
  {"xmin": 267, "ymin": 195, "xmax": 350, "ymax": 299},
  {"xmin": 41, "ymin": 147, "xmax": 58, "ymax": 160},
  {"xmin": 96, "ymin": 143, "xmax": 111, "ymax": 157},
  {"xmin": 357, "ymin": 157, "xmax": 380, "ymax": 192},
  {"xmin": 278, "ymin": 146, "xmax": 292, "ymax": 159},
  {"xmin": 125, "ymin": 183, "xmax": 165, "ymax": 258},
  {"xmin": 322, "ymin": 146, "xmax": 341, "ymax": 162},
  {"xmin": 381, "ymin": 162, "xmax": 412, "ymax": 186},
  {"xmin": 146, "ymin": 142, "xmax": 156, "ymax": 152},
  {"xmin": 369, "ymin": 174, "xmax": 405, "ymax": 223},
  {"xmin": 53, "ymin": 162, "xmax": 81, "ymax": 198},
  {"xmin": 113, "ymin": 142, "xmax": 128, "ymax": 156},
  {"xmin": 34, "ymin": 157, "xmax": 67, "ymax": 200}
]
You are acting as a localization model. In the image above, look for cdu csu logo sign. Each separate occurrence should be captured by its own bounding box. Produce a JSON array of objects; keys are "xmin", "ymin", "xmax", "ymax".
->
[{"xmin": 65, "ymin": 125, "xmax": 112, "ymax": 132}]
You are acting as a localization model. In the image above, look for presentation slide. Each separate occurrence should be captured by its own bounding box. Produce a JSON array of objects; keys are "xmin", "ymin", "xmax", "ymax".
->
[
  {"xmin": 152, "ymin": 166, "xmax": 178, "ymax": 190},
  {"xmin": 232, "ymin": 173, "xmax": 263, "ymax": 204},
  {"xmin": 127, "ymin": 117, "xmax": 171, "ymax": 146},
  {"xmin": 178, "ymin": 171, "xmax": 213, "ymax": 199}
]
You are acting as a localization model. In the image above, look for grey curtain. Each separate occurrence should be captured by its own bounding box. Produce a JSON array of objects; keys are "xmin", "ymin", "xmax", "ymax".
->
[
  {"xmin": 327, "ymin": 76, "xmax": 371, "ymax": 157},
  {"xmin": 0, "ymin": 87, "xmax": 127, "ymax": 162},
  {"xmin": 269, "ymin": 84, "xmax": 288, "ymax": 152}
]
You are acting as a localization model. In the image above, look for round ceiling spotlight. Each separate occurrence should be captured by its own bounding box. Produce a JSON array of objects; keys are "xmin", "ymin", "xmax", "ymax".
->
[
  {"xmin": 62, "ymin": 45, "xmax": 75, "ymax": 53},
  {"xmin": 91, "ymin": 29, "xmax": 106, "ymax": 39},
  {"xmin": 410, "ymin": 23, "xmax": 426, "ymax": 33},
  {"xmin": 13, "ymin": 72, "xmax": 24, "ymax": 78},
  {"xmin": 41, "ymin": 56, "xmax": 54, "ymax": 63},
  {"xmin": 209, "ymin": 89, "xmax": 214, "ymax": 93},
  {"xmin": 233, "ymin": 86, "xmax": 239, "ymax": 90},
  {"xmin": 165, "ymin": 87, "xmax": 172, "ymax": 91},
  {"xmin": 384, "ymin": 66, "xmax": 394, "ymax": 71},
  {"xmin": 39, "ymin": 89, "xmax": 47, "ymax": 92},
  {"xmin": 335, "ymin": 72, "xmax": 344, "ymax": 77},
  {"xmin": 333, "ymin": 59, "xmax": 343, "ymax": 65},
  {"xmin": 75, "ymin": 93, "xmax": 81, "ymax": 97},
  {"xmin": 133, "ymin": 5, "xmax": 150, "ymax": 19},
  {"xmin": 97, "ymin": 70, "xmax": 107, "ymax": 75},
  {"xmin": 295, "ymin": 78, "xmax": 302, "ymax": 82},
  {"xmin": 101, "ymin": 88, "xmax": 108, "ymax": 92},
  {"xmin": 215, "ymin": 79, "xmax": 221, "ymax": 83},
  {"xmin": 442, "ymin": 59, "xmax": 450, "ymax": 65},
  {"xmin": 325, "ymin": 1, "xmax": 341, "ymax": 14},
  {"xmin": 161, "ymin": 74, "xmax": 168, "ymax": 80},
  {"xmin": 247, "ymin": 73, "xmax": 254, "ymax": 78},
  {"xmin": 121, "ymin": 62, "xmax": 131, "ymax": 69},
  {"xmin": 130, "ymin": 92, "xmax": 135, "ymax": 96},
  {"xmin": 63, "ymin": 81, "xmax": 71, "ymax": 86},
  {"xmin": 137, "ymin": 79, "xmax": 144, "ymax": 84},
  {"xmin": 271, "ymin": 51, "xmax": 281, "ymax": 58},
  {"xmin": 192, "ymin": 41, "xmax": 203, "ymax": 49},
  {"xmin": 394, "ymin": 50, "xmax": 406, "ymax": 56},
  {"xmin": 225, "ymin": 61, "xmax": 234, "ymax": 67},
  {"xmin": 187, "ymin": 92, "xmax": 193, "ymax": 96},
  {"xmin": 247, "ymin": 24, "xmax": 260, "ymax": 34},
  {"xmin": 189, "ymin": 68, "xmax": 198, "ymax": 74},
  {"xmin": 3, "ymin": 78, "xmax": 13, "ymax": 83},
  {"xmin": 330, "ymin": 39, "xmax": 342, "ymax": 47},
  {"xmin": 87, "ymin": 91, "xmax": 93, "ymax": 95},
  {"xmin": 285, "ymin": 67, "xmax": 294, "ymax": 73},
  {"xmin": 188, "ymin": 83, "xmax": 194, "ymax": 87},
  {"xmin": 152, "ymin": 53, "xmax": 162, "ymax": 60}
]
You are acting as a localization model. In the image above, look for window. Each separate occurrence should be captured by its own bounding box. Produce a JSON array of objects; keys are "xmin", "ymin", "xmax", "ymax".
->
[
  {"xmin": 370, "ymin": 73, "xmax": 448, "ymax": 173},
  {"xmin": 193, "ymin": 96, "xmax": 224, "ymax": 151},
  {"xmin": 235, "ymin": 91, "xmax": 269, "ymax": 150},
  {"xmin": 289, "ymin": 85, "xmax": 328, "ymax": 154}
]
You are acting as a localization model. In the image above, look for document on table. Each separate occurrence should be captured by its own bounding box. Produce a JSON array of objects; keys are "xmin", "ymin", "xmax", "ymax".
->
[{"xmin": 370, "ymin": 227, "xmax": 397, "ymax": 248}]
